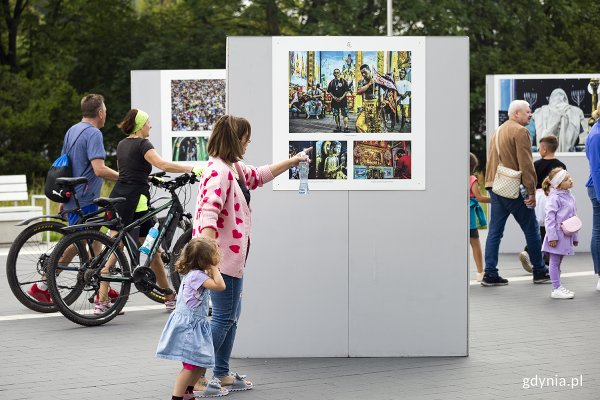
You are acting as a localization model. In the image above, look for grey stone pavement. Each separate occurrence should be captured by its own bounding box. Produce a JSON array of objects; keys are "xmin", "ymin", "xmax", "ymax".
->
[{"xmin": 1, "ymin": 246, "xmax": 600, "ymax": 400}]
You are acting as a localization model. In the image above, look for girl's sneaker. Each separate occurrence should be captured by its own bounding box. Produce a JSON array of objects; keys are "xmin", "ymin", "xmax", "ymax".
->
[
  {"xmin": 94, "ymin": 300, "xmax": 111, "ymax": 315},
  {"xmin": 165, "ymin": 292, "xmax": 177, "ymax": 312},
  {"xmin": 551, "ymin": 286, "xmax": 574, "ymax": 299},
  {"xmin": 596, "ymin": 277, "xmax": 600, "ymax": 291},
  {"xmin": 475, "ymin": 272, "xmax": 484, "ymax": 282}
]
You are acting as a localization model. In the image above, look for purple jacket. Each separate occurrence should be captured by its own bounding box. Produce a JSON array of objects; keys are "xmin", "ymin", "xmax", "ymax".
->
[{"xmin": 542, "ymin": 189, "xmax": 579, "ymax": 256}]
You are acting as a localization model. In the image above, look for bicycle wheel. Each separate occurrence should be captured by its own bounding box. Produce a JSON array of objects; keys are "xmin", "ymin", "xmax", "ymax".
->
[
  {"xmin": 47, "ymin": 230, "xmax": 131, "ymax": 326},
  {"xmin": 168, "ymin": 228, "xmax": 192, "ymax": 290},
  {"xmin": 6, "ymin": 220, "xmax": 66, "ymax": 313}
]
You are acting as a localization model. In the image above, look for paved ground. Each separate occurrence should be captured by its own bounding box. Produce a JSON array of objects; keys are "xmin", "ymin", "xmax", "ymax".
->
[{"xmin": 1, "ymin": 247, "xmax": 599, "ymax": 399}]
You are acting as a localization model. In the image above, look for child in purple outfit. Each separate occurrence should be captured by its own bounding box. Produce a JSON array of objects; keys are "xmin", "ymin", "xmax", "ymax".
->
[{"xmin": 541, "ymin": 167, "xmax": 579, "ymax": 299}]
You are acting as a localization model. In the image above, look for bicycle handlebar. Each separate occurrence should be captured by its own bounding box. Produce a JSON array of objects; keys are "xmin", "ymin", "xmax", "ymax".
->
[{"xmin": 149, "ymin": 172, "xmax": 198, "ymax": 191}]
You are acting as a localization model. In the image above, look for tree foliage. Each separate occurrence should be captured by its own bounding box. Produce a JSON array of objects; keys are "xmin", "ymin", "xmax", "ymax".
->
[{"xmin": 2, "ymin": 0, "xmax": 600, "ymax": 179}]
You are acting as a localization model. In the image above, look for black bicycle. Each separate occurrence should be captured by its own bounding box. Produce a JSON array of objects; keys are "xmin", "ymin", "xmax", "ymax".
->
[
  {"xmin": 5, "ymin": 177, "xmax": 108, "ymax": 313},
  {"xmin": 46, "ymin": 173, "xmax": 196, "ymax": 326}
]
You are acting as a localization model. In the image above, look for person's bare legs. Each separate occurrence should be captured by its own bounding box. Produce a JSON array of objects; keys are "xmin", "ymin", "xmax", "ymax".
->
[
  {"xmin": 470, "ymin": 237, "xmax": 484, "ymax": 274},
  {"xmin": 98, "ymin": 230, "xmax": 120, "ymax": 302},
  {"xmin": 40, "ymin": 243, "xmax": 78, "ymax": 283},
  {"xmin": 138, "ymin": 238, "xmax": 174, "ymax": 301},
  {"xmin": 174, "ymin": 367, "xmax": 206, "ymax": 397}
]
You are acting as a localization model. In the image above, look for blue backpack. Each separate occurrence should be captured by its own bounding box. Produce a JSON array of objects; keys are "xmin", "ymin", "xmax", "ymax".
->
[{"xmin": 45, "ymin": 127, "xmax": 91, "ymax": 203}]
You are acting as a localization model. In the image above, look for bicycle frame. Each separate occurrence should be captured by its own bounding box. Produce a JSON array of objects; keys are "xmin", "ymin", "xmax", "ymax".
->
[
  {"xmin": 118, "ymin": 198, "xmax": 181, "ymax": 269},
  {"xmin": 63, "ymin": 196, "xmax": 184, "ymax": 288}
]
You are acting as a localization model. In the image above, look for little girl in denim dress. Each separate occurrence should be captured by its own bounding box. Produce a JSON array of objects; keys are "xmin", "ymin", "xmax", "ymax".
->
[
  {"xmin": 156, "ymin": 237, "xmax": 228, "ymax": 399},
  {"xmin": 541, "ymin": 168, "xmax": 579, "ymax": 300}
]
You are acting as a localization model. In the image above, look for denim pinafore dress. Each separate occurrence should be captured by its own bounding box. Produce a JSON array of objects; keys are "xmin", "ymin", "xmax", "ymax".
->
[{"xmin": 155, "ymin": 273, "xmax": 214, "ymax": 368}]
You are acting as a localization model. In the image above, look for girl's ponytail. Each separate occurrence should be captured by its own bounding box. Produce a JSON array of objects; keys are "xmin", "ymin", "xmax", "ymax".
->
[
  {"xmin": 542, "ymin": 176, "xmax": 552, "ymax": 196},
  {"xmin": 542, "ymin": 167, "xmax": 565, "ymax": 196}
]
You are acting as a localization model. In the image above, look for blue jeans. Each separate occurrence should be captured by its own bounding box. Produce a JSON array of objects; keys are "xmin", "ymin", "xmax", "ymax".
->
[
  {"xmin": 587, "ymin": 186, "xmax": 600, "ymax": 275},
  {"xmin": 485, "ymin": 191, "xmax": 545, "ymax": 277},
  {"xmin": 210, "ymin": 274, "xmax": 243, "ymax": 377}
]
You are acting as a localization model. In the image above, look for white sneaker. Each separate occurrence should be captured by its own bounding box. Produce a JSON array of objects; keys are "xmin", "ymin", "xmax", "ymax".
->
[
  {"xmin": 596, "ymin": 277, "xmax": 600, "ymax": 291},
  {"xmin": 518, "ymin": 251, "xmax": 533, "ymax": 273},
  {"xmin": 561, "ymin": 286, "xmax": 574, "ymax": 295},
  {"xmin": 476, "ymin": 272, "xmax": 484, "ymax": 282},
  {"xmin": 551, "ymin": 286, "xmax": 574, "ymax": 299}
]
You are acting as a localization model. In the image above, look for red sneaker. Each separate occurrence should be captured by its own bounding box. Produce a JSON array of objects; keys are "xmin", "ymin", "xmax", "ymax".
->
[
  {"xmin": 27, "ymin": 283, "xmax": 52, "ymax": 304},
  {"xmin": 108, "ymin": 288, "xmax": 120, "ymax": 303},
  {"xmin": 95, "ymin": 287, "xmax": 120, "ymax": 304}
]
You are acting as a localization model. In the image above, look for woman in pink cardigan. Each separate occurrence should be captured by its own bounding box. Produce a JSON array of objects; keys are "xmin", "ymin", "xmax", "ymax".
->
[{"xmin": 192, "ymin": 115, "xmax": 309, "ymax": 391}]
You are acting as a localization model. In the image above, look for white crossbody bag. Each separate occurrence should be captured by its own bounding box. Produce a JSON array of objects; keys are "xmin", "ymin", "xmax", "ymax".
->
[{"xmin": 491, "ymin": 129, "xmax": 522, "ymax": 199}]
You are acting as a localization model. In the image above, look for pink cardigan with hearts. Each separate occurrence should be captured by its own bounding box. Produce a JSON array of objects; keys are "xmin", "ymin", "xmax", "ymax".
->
[{"xmin": 192, "ymin": 157, "xmax": 274, "ymax": 278}]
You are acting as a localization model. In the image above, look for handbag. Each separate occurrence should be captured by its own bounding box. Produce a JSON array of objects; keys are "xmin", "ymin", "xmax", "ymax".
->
[
  {"xmin": 491, "ymin": 128, "xmax": 522, "ymax": 199},
  {"xmin": 561, "ymin": 215, "xmax": 582, "ymax": 236}
]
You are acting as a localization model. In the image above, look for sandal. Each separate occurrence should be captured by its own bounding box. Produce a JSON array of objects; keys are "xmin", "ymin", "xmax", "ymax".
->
[
  {"xmin": 216, "ymin": 372, "xmax": 253, "ymax": 391},
  {"xmin": 194, "ymin": 378, "xmax": 229, "ymax": 398}
]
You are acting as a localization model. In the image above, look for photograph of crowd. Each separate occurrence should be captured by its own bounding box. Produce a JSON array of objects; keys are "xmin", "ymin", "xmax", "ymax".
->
[
  {"xmin": 495, "ymin": 76, "xmax": 598, "ymax": 152},
  {"xmin": 172, "ymin": 136, "xmax": 208, "ymax": 162},
  {"xmin": 171, "ymin": 79, "xmax": 226, "ymax": 132},
  {"xmin": 289, "ymin": 50, "xmax": 411, "ymax": 134},
  {"xmin": 289, "ymin": 140, "xmax": 348, "ymax": 180},
  {"xmin": 353, "ymin": 141, "xmax": 411, "ymax": 180}
]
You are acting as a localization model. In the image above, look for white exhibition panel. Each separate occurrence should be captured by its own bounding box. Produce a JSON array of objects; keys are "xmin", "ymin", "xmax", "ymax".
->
[
  {"xmin": 485, "ymin": 74, "xmax": 593, "ymax": 253},
  {"xmin": 131, "ymin": 35, "xmax": 469, "ymax": 357},
  {"xmin": 229, "ymin": 36, "xmax": 468, "ymax": 357}
]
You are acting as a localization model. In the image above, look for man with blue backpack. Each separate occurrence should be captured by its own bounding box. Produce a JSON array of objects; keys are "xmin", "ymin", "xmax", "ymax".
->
[
  {"xmin": 60, "ymin": 94, "xmax": 119, "ymax": 223},
  {"xmin": 29, "ymin": 94, "xmax": 119, "ymax": 303}
]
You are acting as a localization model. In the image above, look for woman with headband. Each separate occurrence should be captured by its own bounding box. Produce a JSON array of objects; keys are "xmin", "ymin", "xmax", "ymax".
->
[{"xmin": 96, "ymin": 109, "xmax": 202, "ymax": 314}]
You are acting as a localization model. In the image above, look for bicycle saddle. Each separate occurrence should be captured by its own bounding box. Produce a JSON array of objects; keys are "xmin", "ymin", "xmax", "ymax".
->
[
  {"xmin": 56, "ymin": 177, "xmax": 88, "ymax": 187},
  {"xmin": 94, "ymin": 197, "xmax": 127, "ymax": 207}
]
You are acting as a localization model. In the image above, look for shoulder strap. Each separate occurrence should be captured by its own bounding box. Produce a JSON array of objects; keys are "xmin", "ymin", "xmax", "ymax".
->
[
  {"xmin": 65, "ymin": 125, "xmax": 93, "ymax": 175},
  {"xmin": 494, "ymin": 128, "xmax": 503, "ymax": 165},
  {"xmin": 65, "ymin": 125, "xmax": 93, "ymax": 155}
]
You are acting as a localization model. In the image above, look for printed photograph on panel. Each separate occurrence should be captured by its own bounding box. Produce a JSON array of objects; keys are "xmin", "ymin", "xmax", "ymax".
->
[
  {"xmin": 289, "ymin": 140, "xmax": 348, "ymax": 180},
  {"xmin": 289, "ymin": 51, "xmax": 411, "ymax": 134},
  {"xmin": 172, "ymin": 136, "xmax": 209, "ymax": 162},
  {"xmin": 353, "ymin": 141, "xmax": 411, "ymax": 179},
  {"xmin": 171, "ymin": 79, "xmax": 226, "ymax": 132},
  {"xmin": 497, "ymin": 77, "xmax": 597, "ymax": 152}
]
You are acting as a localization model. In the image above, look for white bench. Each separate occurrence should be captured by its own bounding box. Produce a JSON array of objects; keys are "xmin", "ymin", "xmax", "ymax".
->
[{"xmin": 0, "ymin": 175, "xmax": 45, "ymax": 244}]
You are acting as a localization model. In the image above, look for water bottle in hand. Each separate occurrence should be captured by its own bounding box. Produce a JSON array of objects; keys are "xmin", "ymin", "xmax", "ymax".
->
[
  {"xmin": 298, "ymin": 151, "xmax": 309, "ymax": 195},
  {"xmin": 519, "ymin": 184, "xmax": 533, "ymax": 209},
  {"xmin": 140, "ymin": 222, "xmax": 160, "ymax": 254}
]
